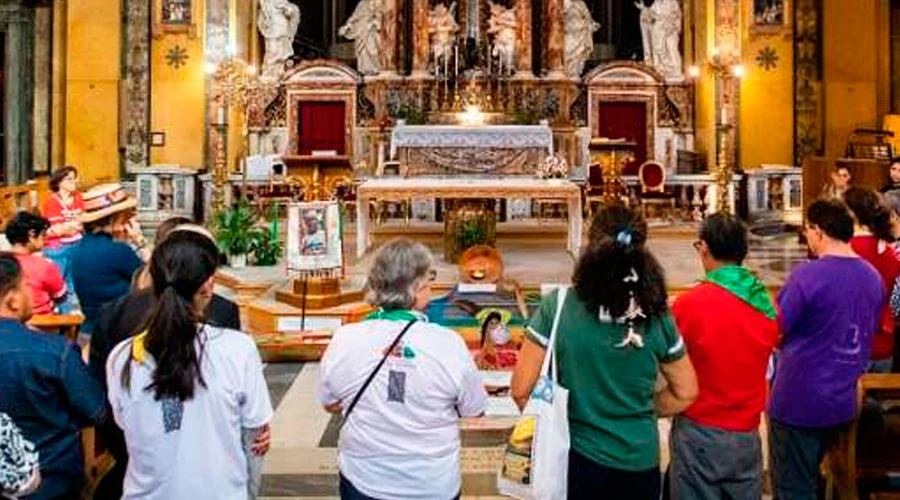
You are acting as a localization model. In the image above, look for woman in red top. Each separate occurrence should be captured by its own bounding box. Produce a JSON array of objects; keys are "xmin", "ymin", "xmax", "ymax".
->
[
  {"xmin": 40, "ymin": 166, "xmax": 84, "ymax": 312},
  {"xmin": 845, "ymin": 187, "xmax": 900, "ymax": 371}
]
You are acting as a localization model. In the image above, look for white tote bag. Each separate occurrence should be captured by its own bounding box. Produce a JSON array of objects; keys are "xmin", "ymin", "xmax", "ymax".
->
[{"xmin": 498, "ymin": 287, "xmax": 570, "ymax": 500}]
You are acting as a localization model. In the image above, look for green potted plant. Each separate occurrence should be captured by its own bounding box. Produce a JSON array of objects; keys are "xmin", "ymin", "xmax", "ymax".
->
[
  {"xmin": 213, "ymin": 200, "xmax": 260, "ymax": 268},
  {"xmin": 249, "ymin": 205, "xmax": 283, "ymax": 266}
]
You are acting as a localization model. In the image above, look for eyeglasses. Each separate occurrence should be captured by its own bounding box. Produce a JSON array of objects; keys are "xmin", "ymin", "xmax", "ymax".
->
[
  {"xmin": 692, "ymin": 240, "xmax": 703, "ymax": 251},
  {"xmin": 427, "ymin": 269, "xmax": 437, "ymax": 282}
]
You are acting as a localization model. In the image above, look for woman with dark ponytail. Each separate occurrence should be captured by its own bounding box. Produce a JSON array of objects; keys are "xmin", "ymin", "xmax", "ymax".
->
[
  {"xmin": 845, "ymin": 187, "xmax": 900, "ymax": 371},
  {"xmin": 511, "ymin": 205, "xmax": 698, "ymax": 499},
  {"xmin": 106, "ymin": 231, "xmax": 273, "ymax": 499}
]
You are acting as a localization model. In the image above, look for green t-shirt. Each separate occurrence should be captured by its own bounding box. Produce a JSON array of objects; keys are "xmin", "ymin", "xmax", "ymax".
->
[{"xmin": 526, "ymin": 289, "xmax": 685, "ymax": 472}]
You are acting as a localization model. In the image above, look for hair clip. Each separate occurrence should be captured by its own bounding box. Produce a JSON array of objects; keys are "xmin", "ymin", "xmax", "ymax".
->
[{"xmin": 616, "ymin": 230, "xmax": 633, "ymax": 247}]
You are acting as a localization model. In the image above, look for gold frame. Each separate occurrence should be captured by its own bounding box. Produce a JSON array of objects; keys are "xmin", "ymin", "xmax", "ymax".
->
[{"xmin": 153, "ymin": 0, "xmax": 198, "ymax": 39}]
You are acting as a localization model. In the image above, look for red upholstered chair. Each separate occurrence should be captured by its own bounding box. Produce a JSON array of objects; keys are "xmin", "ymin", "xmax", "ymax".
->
[{"xmin": 638, "ymin": 161, "xmax": 676, "ymax": 220}]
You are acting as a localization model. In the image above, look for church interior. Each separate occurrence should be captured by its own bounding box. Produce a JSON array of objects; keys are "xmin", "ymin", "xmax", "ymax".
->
[{"xmin": 4, "ymin": 0, "xmax": 900, "ymax": 498}]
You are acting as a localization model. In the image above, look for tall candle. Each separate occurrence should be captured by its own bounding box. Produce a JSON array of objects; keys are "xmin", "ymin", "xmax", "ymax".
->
[
  {"xmin": 720, "ymin": 107, "xmax": 727, "ymax": 124},
  {"xmin": 217, "ymin": 106, "xmax": 226, "ymax": 125},
  {"xmin": 454, "ymin": 43, "xmax": 459, "ymax": 78},
  {"xmin": 443, "ymin": 52, "xmax": 448, "ymax": 80},
  {"xmin": 487, "ymin": 45, "xmax": 492, "ymax": 76}
]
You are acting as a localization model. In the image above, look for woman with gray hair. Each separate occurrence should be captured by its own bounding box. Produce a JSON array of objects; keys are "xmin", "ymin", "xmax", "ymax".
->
[{"xmin": 318, "ymin": 238, "xmax": 487, "ymax": 500}]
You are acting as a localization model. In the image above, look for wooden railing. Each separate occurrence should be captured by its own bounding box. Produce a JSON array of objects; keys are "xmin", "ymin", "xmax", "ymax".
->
[{"xmin": 0, "ymin": 177, "xmax": 50, "ymax": 226}]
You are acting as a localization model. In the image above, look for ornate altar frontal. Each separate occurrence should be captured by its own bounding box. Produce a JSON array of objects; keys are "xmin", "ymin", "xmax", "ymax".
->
[{"xmin": 391, "ymin": 124, "xmax": 554, "ymax": 176}]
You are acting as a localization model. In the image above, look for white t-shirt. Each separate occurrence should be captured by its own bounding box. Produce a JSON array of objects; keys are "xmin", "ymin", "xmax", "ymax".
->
[
  {"xmin": 317, "ymin": 316, "xmax": 488, "ymax": 500},
  {"xmin": 106, "ymin": 325, "xmax": 273, "ymax": 500}
]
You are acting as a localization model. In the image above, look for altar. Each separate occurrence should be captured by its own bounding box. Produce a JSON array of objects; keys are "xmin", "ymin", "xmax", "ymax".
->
[
  {"xmin": 356, "ymin": 177, "xmax": 583, "ymax": 258},
  {"xmin": 390, "ymin": 124, "xmax": 554, "ymax": 176}
]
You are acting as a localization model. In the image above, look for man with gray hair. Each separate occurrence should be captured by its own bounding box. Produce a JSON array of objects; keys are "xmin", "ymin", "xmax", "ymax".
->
[{"xmin": 318, "ymin": 238, "xmax": 487, "ymax": 500}]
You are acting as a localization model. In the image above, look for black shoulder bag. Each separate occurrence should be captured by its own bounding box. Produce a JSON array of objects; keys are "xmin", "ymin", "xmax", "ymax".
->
[{"xmin": 340, "ymin": 319, "xmax": 417, "ymax": 428}]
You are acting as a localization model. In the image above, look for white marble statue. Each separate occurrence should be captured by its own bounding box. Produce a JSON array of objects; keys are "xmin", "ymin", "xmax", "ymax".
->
[
  {"xmin": 487, "ymin": 1, "xmax": 517, "ymax": 75},
  {"xmin": 339, "ymin": 0, "xmax": 383, "ymax": 75},
  {"xmin": 635, "ymin": 0, "xmax": 683, "ymax": 80},
  {"xmin": 564, "ymin": 0, "xmax": 600, "ymax": 78},
  {"xmin": 429, "ymin": 2, "xmax": 460, "ymax": 73},
  {"xmin": 257, "ymin": 0, "xmax": 301, "ymax": 80}
]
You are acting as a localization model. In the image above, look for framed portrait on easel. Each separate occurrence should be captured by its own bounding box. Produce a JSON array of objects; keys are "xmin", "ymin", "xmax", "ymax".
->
[
  {"xmin": 286, "ymin": 202, "xmax": 343, "ymax": 272},
  {"xmin": 154, "ymin": 0, "xmax": 198, "ymax": 38}
]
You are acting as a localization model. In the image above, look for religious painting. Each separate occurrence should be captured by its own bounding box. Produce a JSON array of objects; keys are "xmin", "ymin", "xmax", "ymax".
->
[
  {"xmin": 153, "ymin": 0, "xmax": 198, "ymax": 38},
  {"xmin": 287, "ymin": 202, "xmax": 343, "ymax": 271},
  {"xmin": 752, "ymin": 0, "xmax": 789, "ymax": 32},
  {"xmin": 162, "ymin": 0, "xmax": 192, "ymax": 24}
]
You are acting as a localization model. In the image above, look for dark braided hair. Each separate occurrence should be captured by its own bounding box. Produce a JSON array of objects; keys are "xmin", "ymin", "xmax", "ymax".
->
[
  {"xmin": 573, "ymin": 205, "xmax": 668, "ymax": 319},
  {"xmin": 844, "ymin": 187, "xmax": 894, "ymax": 242}
]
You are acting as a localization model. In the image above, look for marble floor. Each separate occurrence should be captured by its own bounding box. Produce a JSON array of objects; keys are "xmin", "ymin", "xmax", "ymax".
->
[{"xmin": 250, "ymin": 229, "xmax": 804, "ymax": 498}]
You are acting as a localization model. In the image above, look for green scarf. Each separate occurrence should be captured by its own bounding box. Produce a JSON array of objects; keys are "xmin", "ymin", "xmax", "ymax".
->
[
  {"xmin": 366, "ymin": 308, "xmax": 428, "ymax": 322},
  {"xmin": 704, "ymin": 265, "xmax": 777, "ymax": 320}
]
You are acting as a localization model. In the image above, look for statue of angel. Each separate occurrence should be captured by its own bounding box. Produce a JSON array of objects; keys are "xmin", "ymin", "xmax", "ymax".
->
[
  {"xmin": 257, "ymin": 0, "xmax": 301, "ymax": 80},
  {"xmin": 487, "ymin": 1, "xmax": 517, "ymax": 75},
  {"xmin": 635, "ymin": 0, "xmax": 683, "ymax": 80},
  {"xmin": 564, "ymin": 0, "xmax": 600, "ymax": 78},
  {"xmin": 339, "ymin": 0, "xmax": 383, "ymax": 75},
  {"xmin": 428, "ymin": 2, "xmax": 460, "ymax": 72}
]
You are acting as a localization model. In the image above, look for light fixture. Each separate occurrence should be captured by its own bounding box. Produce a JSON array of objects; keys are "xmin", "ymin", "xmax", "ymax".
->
[
  {"xmin": 205, "ymin": 62, "xmax": 218, "ymax": 75},
  {"xmin": 732, "ymin": 64, "xmax": 746, "ymax": 78},
  {"xmin": 248, "ymin": 65, "xmax": 258, "ymax": 76},
  {"xmin": 687, "ymin": 65, "xmax": 701, "ymax": 79},
  {"xmin": 460, "ymin": 105, "xmax": 485, "ymax": 126}
]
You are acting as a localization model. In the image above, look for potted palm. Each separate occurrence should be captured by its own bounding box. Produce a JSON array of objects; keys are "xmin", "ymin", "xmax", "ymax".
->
[
  {"xmin": 249, "ymin": 205, "xmax": 283, "ymax": 266},
  {"xmin": 213, "ymin": 200, "xmax": 260, "ymax": 268}
]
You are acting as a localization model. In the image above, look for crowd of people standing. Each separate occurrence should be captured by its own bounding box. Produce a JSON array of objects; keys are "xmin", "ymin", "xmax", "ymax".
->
[{"xmin": 1, "ymin": 164, "xmax": 899, "ymax": 499}]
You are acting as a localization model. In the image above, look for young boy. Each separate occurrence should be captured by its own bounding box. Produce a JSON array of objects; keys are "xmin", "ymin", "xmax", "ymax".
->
[{"xmin": 5, "ymin": 211, "xmax": 68, "ymax": 315}]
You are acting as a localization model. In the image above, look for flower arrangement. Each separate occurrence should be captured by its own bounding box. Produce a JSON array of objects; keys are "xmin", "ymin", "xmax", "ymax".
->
[{"xmin": 536, "ymin": 154, "xmax": 569, "ymax": 179}]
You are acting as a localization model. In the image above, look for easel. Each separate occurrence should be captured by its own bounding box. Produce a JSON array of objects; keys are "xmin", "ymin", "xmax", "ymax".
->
[{"xmin": 289, "ymin": 268, "xmax": 345, "ymax": 330}]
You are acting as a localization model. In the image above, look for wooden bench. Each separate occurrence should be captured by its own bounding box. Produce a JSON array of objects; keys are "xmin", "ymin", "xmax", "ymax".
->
[
  {"xmin": 824, "ymin": 374, "xmax": 900, "ymax": 500},
  {"xmin": 29, "ymin": 314, "xmax": 83, "ymax": 342}
]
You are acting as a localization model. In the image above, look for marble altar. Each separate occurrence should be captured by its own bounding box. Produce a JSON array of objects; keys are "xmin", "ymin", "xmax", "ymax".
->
[{"xmin": 355, "ymin": 177, "xmax": 582, "ymax": 258}]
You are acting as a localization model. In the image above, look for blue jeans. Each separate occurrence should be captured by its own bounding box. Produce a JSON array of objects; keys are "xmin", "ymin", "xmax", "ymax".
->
[
  {"xmin": 769, "ymin": 418, "xmax": 844, "ymax": 500},
  {"xmin": 42, "ymin": 244, "xmax": 79, "ymax": 312},
  {"xmin": 669, "ymin": 416, "xmax": 763, "ymax": 500}
]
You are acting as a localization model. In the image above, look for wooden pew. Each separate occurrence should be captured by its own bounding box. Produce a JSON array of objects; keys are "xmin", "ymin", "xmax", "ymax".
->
[
  {"xmin": 28, "ymin": 314, "xmax": 83, "ymax": 343},
  {"xmin": 823, "ymin": 374, "xmax": 900, "ymax": 500}
]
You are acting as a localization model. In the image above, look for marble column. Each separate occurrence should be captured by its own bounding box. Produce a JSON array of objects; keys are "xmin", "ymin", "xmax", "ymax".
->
[
  {"xmin": 380, "ymin": 0, "xmax": 400, "ymax": 76},
  {"xmin": 32, "ymin": 6, "xmax": 51, "ymax": 174},
  {"xmin": 122, "ymin": 0, "xmax": 151, "ymax": 172},
  {"xmin": 411, "ymin": 0, "xmax": 430, "ymax": 78},
  {"xmin": 514, "ymin": 0, "xmax": 533, "ymax": 77},
  {"xmin": 4, "ymin": 6, "xmax": 34, "ymax": 184},
  {"xmin": 544, "ymin": 0, "xmax": 565, "ymax": 78}
]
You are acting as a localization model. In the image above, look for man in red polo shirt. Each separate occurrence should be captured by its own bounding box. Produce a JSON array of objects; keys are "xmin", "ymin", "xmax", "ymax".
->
[{"xmin": 668, "ymin": 213, "xmax": 778, "ymax": 499}]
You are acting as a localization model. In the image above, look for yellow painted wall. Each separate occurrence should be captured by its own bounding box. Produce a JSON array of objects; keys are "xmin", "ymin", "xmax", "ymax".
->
[
  {"xmin": 150, "ymin": 3, "xmax": 207, "ymax": 168},
  {"xmin": 822, "ymin": 0, "xmax": 883, "ymax": 158},
  {"xmin": 739, "ymin": 0, "xmax": 794, "ymax": 168},
  {"xmin": 65, "ymin": 0, "xmax": 121, "ymax": 184}
]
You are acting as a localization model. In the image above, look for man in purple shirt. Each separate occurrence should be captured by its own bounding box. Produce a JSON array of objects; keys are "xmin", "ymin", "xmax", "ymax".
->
[{"xmin": 770, "ymin": 199, "xmax": 884, "ymax": 499}]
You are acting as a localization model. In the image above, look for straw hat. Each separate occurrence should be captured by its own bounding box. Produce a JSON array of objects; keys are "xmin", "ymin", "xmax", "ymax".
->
[{"xmin": 80, "ymin": 183, "xmax": 137, "ymax": 224}]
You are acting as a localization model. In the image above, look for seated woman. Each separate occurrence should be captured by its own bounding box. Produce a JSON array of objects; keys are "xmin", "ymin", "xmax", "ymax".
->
[
  {"xmin": 71, "ymin": 183, "xmax": 147, "ymax": 338},
  {"xmin": 5, "ymin": 211, "xmax": 68, "ymax": 315},
  {"xmin": 317, "ymin": 238, "xmax": 487, "ymax": 500}
]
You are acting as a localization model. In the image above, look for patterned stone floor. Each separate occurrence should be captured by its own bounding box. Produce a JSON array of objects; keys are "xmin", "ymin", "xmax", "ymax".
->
[{"xmin": 252, "ymin": 232, "xmax": 804, "ymax": 498}]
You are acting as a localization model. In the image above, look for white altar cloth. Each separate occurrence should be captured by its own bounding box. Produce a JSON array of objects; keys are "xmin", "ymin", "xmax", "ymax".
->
[
  {"xmin": 390, "ymin": 124, "xmax": 554, "ymax": 157},
  {"xmin": 355, "ymin": 177, "xmax": 583, "ymax": 258}
]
